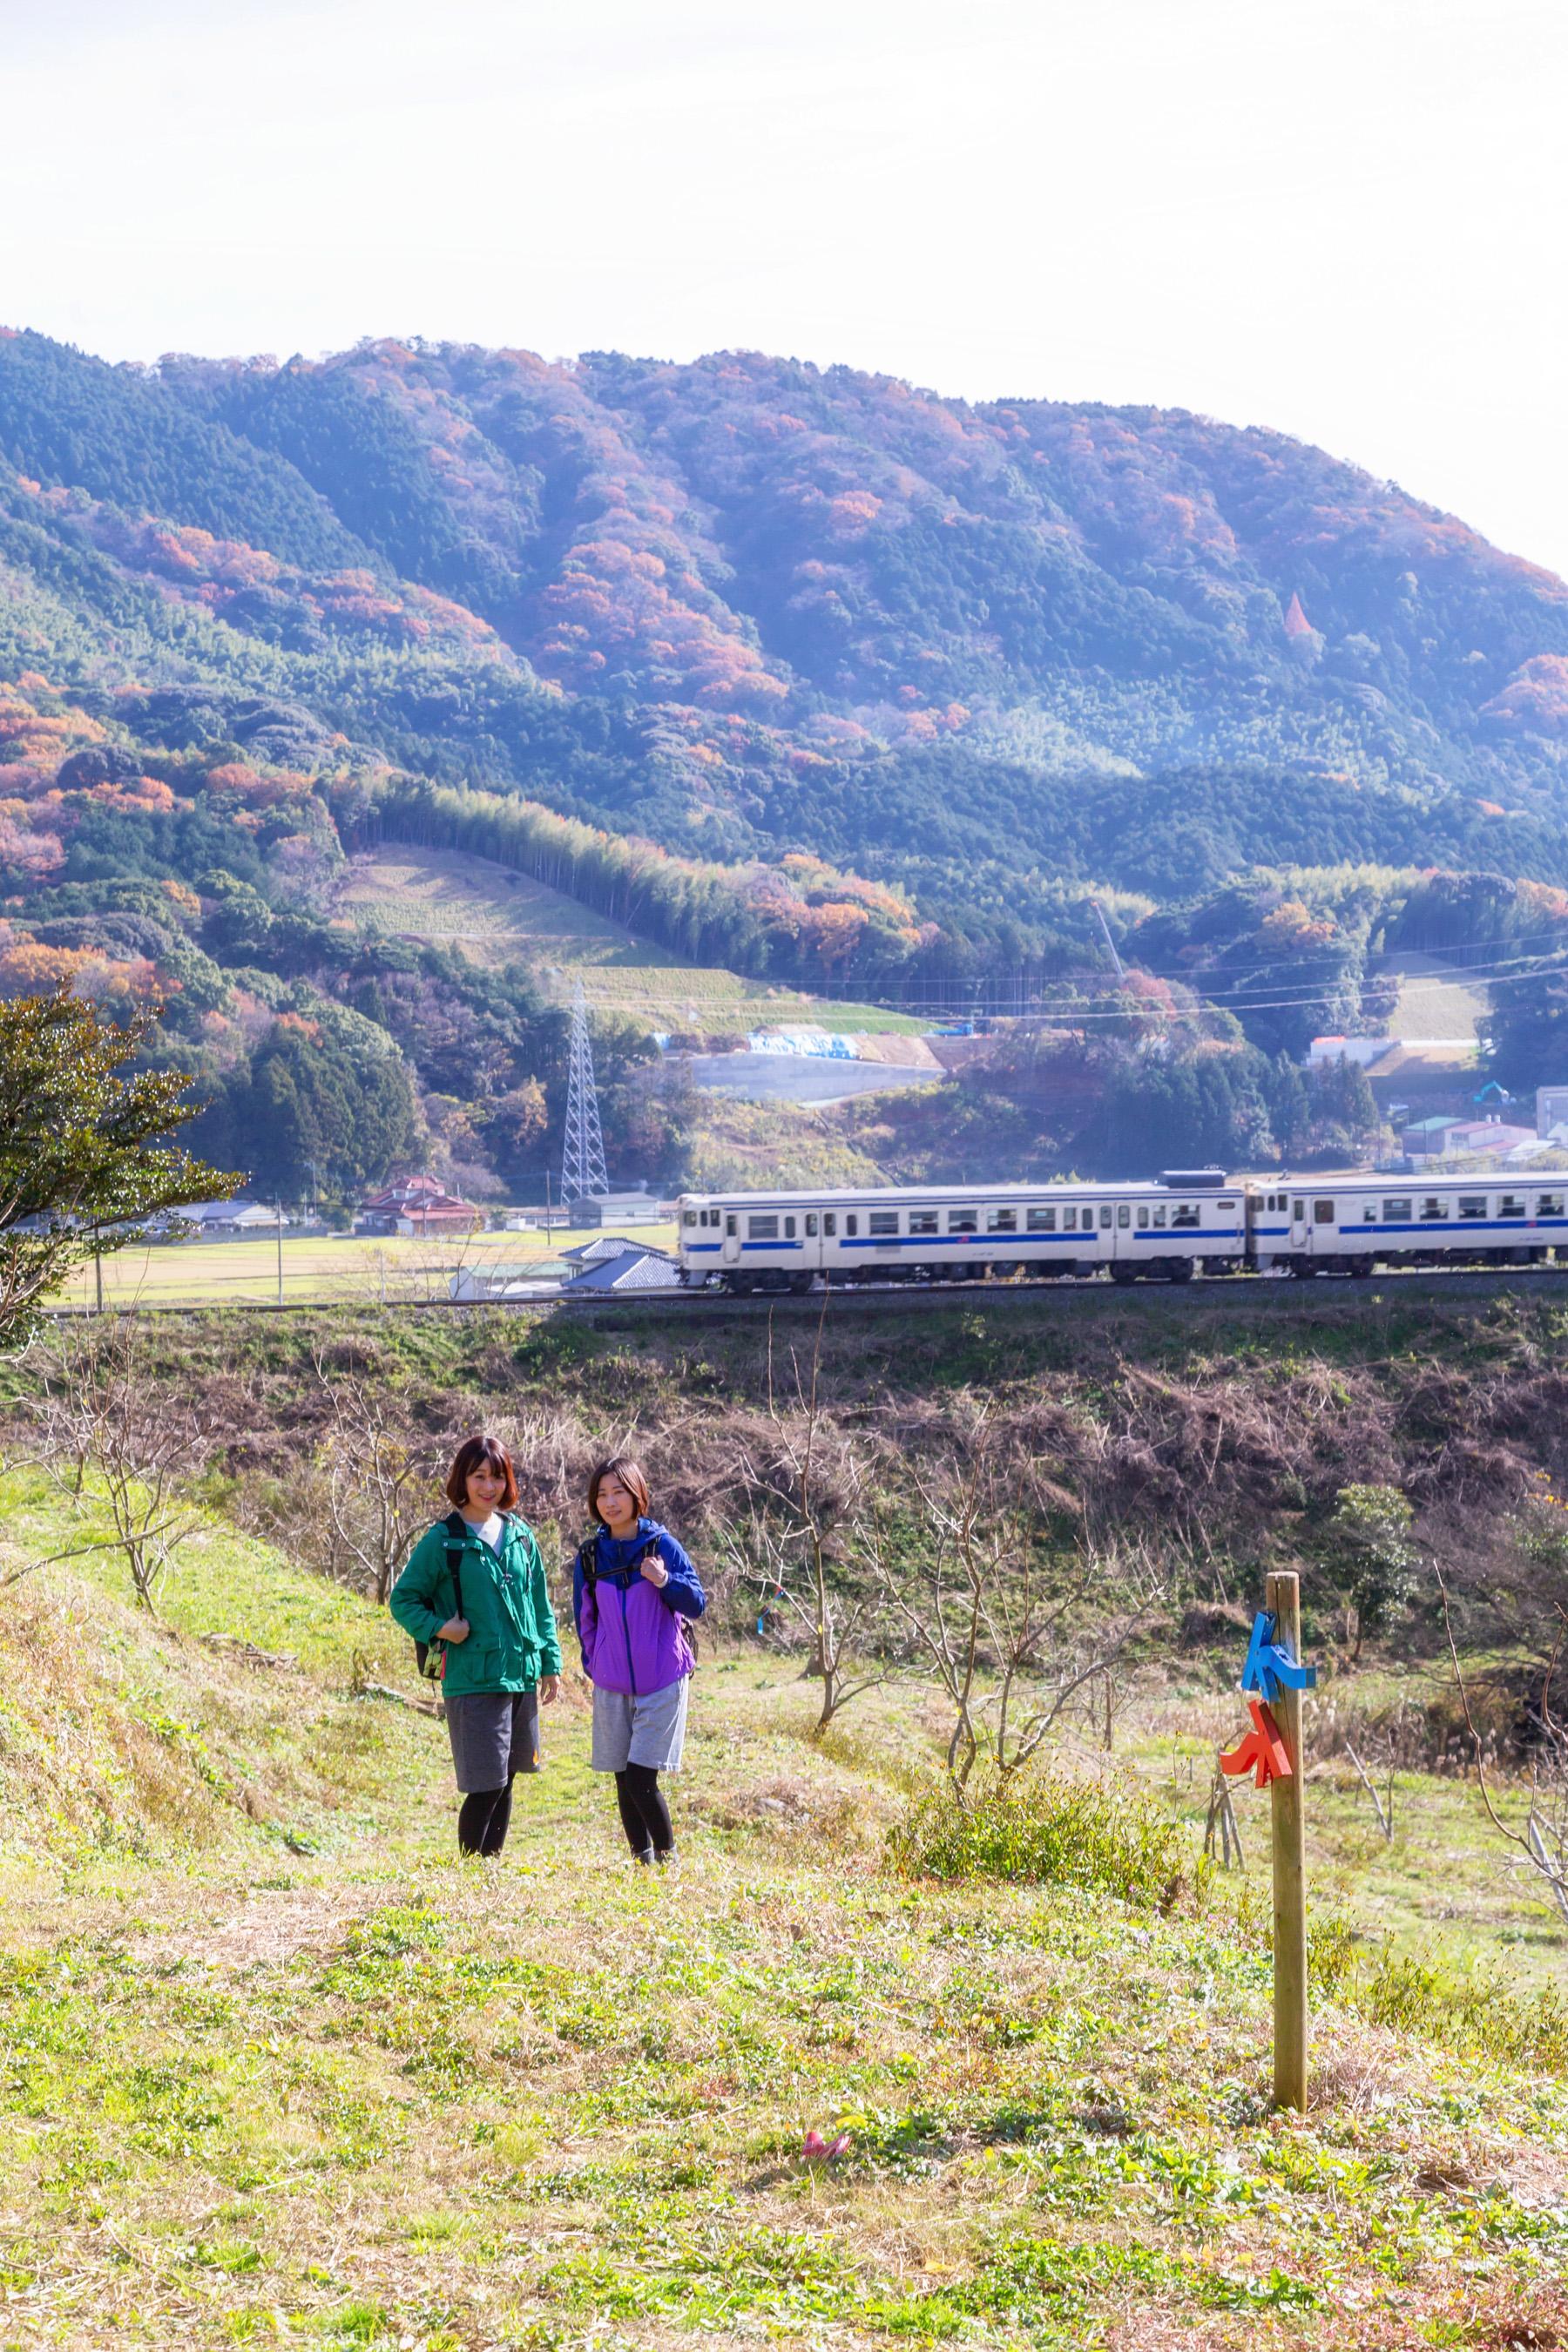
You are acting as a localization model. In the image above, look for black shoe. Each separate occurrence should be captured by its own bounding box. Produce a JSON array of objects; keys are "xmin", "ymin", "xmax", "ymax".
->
[{"xmin": 632, "ymin": 1848, "xmax": 655, "ymax": 1866}]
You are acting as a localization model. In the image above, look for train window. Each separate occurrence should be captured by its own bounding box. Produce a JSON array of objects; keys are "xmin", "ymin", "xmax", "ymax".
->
[
  {"xmin": 1292, "ymin": 1199, "xmax": 1307, "ymax": 1220},
  {"xmin": 823, "ymin": 1213, "xmax": 837, "ymax": 1237},
  {"xmin": 1420, "ymin": 1197, "xmax": 1448, "ymax": 1222},
  {"xmin": 1382, "ymin": 1198, "xmax": 1411, "ymax": 1222},
  {"xmin": 806, "ymin": 1213, "xmax": 819, "ymax": 1237},
  {"xmin": 909, "ymin": 1209, "xmax": 938, "ymax": 1235},
  {"xmin": 845, "ymin": 1214, "xmax": 859, "ymax": 1237},
  {"xmin": 1027, "ymin": 1206, "xmax": 1056, "ymax": 1232},
  {"xmin": 868, "ymin": 1211, "xmax": 899, "ymax": 1237},
  {"xmin": 1360, "ymin": 1202, "xmax": 1377, "ymax": 1223},
  {"xmin": 1172, "ymin": 1204, "xmax": 1200, "ymax": 1229},
  {"xmin": 1457, "ymin": 1195, "xmax": 1487, "ymax": 1221},
  {"xmin": 1498, "ymin": 1195, "xmax": 1525, "ymax": 1220},
  {"xmin": 1137, "ymin": 1207, "xmax": 1149, "ymax": 1228},
  {"xmin": 1063, "ymin": 1206, "xmax": 1078, "ymax": 1231},
  {"xmin": 1099, "ymin": 1206, "xmax": 1113, "ymax": 1230},
  {"xmin": 986, "ymin": 1206, "xmax": 1017, "ymax": 1233},
  {"xmin": 948, "ymin": 1208, "xmax": 978, "ymax": 1233},
  {"xmin": 748, "ymin": 1214, "xmax": 779, "ymax": 1240},
  {"xmin": 1313, "ymin": 1200, "xmax": 1335, "ymax": 1226},
  {"xmin": 1152, "ymin": 1205, "xmax": 1166, "ymax": 1227},
  {"xmin": 784, "ymin": 1215, "xmax": 797, "ymax": 1240},
  {"xmin": 1118, "ymin": 1205, "xmax": 1130, "ymax": 1228},
  {"xmin": 1538, "ymin": 1193, "xmax": 1565, "ymax": 1218},
  {"xmin": 683, "ymin": 1209, "xmax": 697, "ymax": 1227},
  {"xmin": 726, "ymin": 1214, "xmax": 737, "ymax": 1237}
]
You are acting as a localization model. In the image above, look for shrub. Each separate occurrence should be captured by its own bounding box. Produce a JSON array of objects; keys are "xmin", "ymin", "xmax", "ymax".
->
[{"xmin": 889, "ymin": 1766, "xmax": 1187, "ymax": 1909}]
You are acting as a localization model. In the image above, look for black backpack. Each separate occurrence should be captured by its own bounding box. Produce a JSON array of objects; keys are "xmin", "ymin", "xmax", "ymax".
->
[{"xmin": 415, "ymin": 1511, "xmax": 469, "ymax": 1681}]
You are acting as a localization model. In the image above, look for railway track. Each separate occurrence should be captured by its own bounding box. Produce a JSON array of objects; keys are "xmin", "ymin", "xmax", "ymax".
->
[{"xmin": 44, "ymin": 1259, "xmax": 1568, "ymax": 1321}]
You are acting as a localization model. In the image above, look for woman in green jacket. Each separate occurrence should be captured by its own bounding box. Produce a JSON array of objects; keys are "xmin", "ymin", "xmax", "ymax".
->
[{"xmin": 390, "ymin": 1433, "xmax": 562, "ymax": 1857}]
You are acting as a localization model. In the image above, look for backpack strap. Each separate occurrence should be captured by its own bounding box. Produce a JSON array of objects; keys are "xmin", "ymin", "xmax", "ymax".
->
[{"xmin": 443, "ymin": 1510, "xmax": 467, "ymax": 1625}]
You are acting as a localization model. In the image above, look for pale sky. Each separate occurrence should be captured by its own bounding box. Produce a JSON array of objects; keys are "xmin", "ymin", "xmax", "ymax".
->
[{"xmin": 3, "ymin": 0, "xmax": 1565, "ymax": 574}]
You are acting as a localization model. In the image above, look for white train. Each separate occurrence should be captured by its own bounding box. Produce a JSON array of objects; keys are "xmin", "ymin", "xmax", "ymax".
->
[{"xmin": 676, "ymin": 1170, "xmax": 1568, "ymax": 1291}]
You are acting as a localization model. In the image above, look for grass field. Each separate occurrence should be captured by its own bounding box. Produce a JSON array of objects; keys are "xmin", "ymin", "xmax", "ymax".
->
[
  {"xmin": 50, "ymin": 1224, "xmax": 678, "ymax": 1312},
  {"xmin": 339, "ymin": 848, "xmax": 927, "ymax": 1037},
  {"xmin": 0, "ymin": 1459, "xmax": 1565, "ymax": 2350}
]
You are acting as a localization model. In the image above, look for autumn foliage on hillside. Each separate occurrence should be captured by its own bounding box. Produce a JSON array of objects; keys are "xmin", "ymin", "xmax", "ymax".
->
[{"xmin": 4, "ymin": 325, "xmax": 1568, "ymax": 983}]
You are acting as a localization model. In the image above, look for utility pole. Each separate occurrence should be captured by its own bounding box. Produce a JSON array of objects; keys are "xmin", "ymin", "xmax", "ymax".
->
[
  {"xmin": 275, "ymin": 1198, "xmax": 284, "ymax": 1308},
  {"xmin": 561, "ymin": 981, "xmax": 608, "ymax": 1211},
  {"xmin": 93, "ymin": 1220, "xmax": 104, "ymax": 1316}
]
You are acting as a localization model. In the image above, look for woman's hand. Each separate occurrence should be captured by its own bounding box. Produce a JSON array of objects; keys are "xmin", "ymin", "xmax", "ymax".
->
[
  {"xmin": 639, "ymin": 1552, "xmax": 669, "ymax": 1589},
  {"xmin": 437, "ymin": 1616, "xmax": 470, "ymax": 1642},
  {"xmin": 539, "ymin": 1673, "xmax": 559, "ymax": 1706}
]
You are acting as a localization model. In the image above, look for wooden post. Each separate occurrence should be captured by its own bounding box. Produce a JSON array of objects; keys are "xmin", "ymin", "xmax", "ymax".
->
[{"xmin": 1266, "ymin": 1568, "xmax": 1308, "ymax": 2110}]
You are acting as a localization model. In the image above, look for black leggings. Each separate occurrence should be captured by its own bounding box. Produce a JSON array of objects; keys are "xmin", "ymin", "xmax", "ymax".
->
[
  {"xmin": 457, "ymin": 1777, "xmax": 515, "ymax": 1858},
  {"xmin": 614, "ymin": 1763, "xmax": 674, "ymax": 1859}
]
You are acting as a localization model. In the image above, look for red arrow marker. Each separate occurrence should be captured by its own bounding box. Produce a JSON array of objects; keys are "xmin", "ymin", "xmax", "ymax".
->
[{"xmin": 1219, "ymin": 1698, "xmax": 1293, "ymax": 1788}]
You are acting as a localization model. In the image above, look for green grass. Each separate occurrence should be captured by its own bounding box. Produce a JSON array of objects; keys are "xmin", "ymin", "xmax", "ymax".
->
[{"xmin": 1, "ymin": 1463, "xmax": 1567, "ymax": 2348}]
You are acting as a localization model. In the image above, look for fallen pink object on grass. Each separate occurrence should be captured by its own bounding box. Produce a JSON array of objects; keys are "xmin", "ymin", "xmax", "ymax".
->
[
  {"xmin": 801, "ymin": 2129, "xmax": 827, "ymax": 2158},
  {"xmin": 826, "ymin": 2132, "xmax": 852, "ymax": 2159}
]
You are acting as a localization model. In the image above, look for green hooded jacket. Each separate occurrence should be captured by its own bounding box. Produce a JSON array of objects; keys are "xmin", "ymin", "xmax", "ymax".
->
[{"xmin": 389, "ymin": 1513, "xmax": 564, "ymax": 1696}]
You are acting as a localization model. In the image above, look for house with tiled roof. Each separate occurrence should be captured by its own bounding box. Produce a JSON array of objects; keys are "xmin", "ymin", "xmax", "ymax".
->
[{"xmin": 355, "ymin": 1173, "xmax": 482, "ymax": 1236}]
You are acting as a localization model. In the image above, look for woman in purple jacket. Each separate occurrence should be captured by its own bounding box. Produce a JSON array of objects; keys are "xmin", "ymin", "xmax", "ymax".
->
[{"xmin": 574, "ymin": 1456, "xmax": 705, "ymax": 1866}]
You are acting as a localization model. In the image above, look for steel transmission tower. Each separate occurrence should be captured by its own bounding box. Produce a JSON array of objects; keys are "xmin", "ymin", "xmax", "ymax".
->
[{"xmin": 561, "ymin": 981, "xmax": 608, "ymax": 1203}]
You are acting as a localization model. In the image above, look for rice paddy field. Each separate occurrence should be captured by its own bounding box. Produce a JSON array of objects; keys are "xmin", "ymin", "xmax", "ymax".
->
[
  {"xmin": 337, "ymin": 848, "xmax": 927, "ymax": 1037},
  {"xmin": 50, "ymin": 1225, "xmax": 678, "ymax": 1313}
]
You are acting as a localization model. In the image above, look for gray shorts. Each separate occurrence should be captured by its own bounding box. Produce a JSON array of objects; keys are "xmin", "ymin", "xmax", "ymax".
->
[
  {"xmin": 590, "ymin": 1678, "xmax": 690, "ymax": 1774},
  {"xmin": 444, "ymin": 1690, "xmax": 540, "ymax": 1794}
]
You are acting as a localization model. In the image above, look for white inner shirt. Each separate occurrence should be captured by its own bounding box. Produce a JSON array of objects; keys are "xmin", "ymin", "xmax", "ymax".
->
[{"xmin": 465, "ymin": 1511, "xmax": 505, "ymax": 1554}]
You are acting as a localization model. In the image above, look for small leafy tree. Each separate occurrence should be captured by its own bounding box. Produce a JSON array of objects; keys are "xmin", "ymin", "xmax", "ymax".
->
[
  {"xmin": 0, "ymin": 989, "xmax": 234, "ymax": 1351},
  {"xmin": 1327, "ymin": 1485, "xmax": 1418, "ymax": 1659}
]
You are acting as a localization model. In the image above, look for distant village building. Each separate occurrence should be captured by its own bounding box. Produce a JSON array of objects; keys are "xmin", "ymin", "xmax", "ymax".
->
[
  {"xmin": 1308, "ymin": 1036, "xmax": 1475, "ymax": 1071},
  {"xmin": 175, "ymin": 1200, "xmax": 289, "ymax": 1236},
  {"xmin": 1402, "ymin": 1116, "xmax": 1536, "ymax": 1159},
  {"xmin": 562, "ymin": 1243, "xmax": 681, "ymax": 1294},
  {"xmin": 560, "ymin": 1234, "xmax": 659, "ymax": 1266},
  {"xmin": 448, "ymin": 1265, "xmax": 551, "ymax": 1302},
  {"xmin": 355, "ymin": 1173, "xmax": 482, "ymax": 1236},
  {"xmin": 568, "ymin": 1189, "xmax": 667, "ymax": 1230},
  {"xmin": 1538, "ymin": 1085, "xmax": 1568, "ymax": 1137},
  {"xmin": 1282, "ymin": 591, "xmax": 1315, "ymax": 639}
]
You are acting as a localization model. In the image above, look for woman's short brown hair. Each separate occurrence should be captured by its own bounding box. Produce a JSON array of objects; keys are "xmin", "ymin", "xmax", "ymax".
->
[
  {"xmin": 445, "ymin": 1434, "xmax": 519, "ymax": 1511},
  {"xmin": 588, "ymin": 1456, "xmax": 651, "ymax": 1526}
]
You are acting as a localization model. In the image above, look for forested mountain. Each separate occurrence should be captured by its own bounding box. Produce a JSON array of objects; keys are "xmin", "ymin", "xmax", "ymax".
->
[
  {"xmin": 4, "ymin": 328, "xmax": 1568, "ymax": 941},
  {"xmin": 4, "ymin": 324, "xmax": 1568, "ymax": 1195}
]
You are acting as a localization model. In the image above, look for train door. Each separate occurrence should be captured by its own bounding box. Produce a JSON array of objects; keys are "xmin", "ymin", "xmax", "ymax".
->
[
  {"xmin": 1112, "ymin": 1200, "xmax": 1132, "ymax": 1262},
  {"xmin": 803, "ymin": 1209, "xmax": 827, "ymax": 1272},
  {"xmin": 721, "ymin": 1211, "xmax": 740, "ymax": 1267},
  {"xmin": 1289, "ymin": 1195, "xmax": 1309, "ymax": 1259}
]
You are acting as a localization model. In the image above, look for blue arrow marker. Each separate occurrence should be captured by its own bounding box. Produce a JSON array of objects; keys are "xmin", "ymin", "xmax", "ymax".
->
[{"xmin": 1240, "ymin": 1610, "xmax": 1317, "ymax": 1700}]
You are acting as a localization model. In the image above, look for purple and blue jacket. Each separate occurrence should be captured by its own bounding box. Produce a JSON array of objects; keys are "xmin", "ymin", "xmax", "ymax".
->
[{"xmin": 573, "ymin": 1518, "xmax": 705, "ymax": 1697}]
